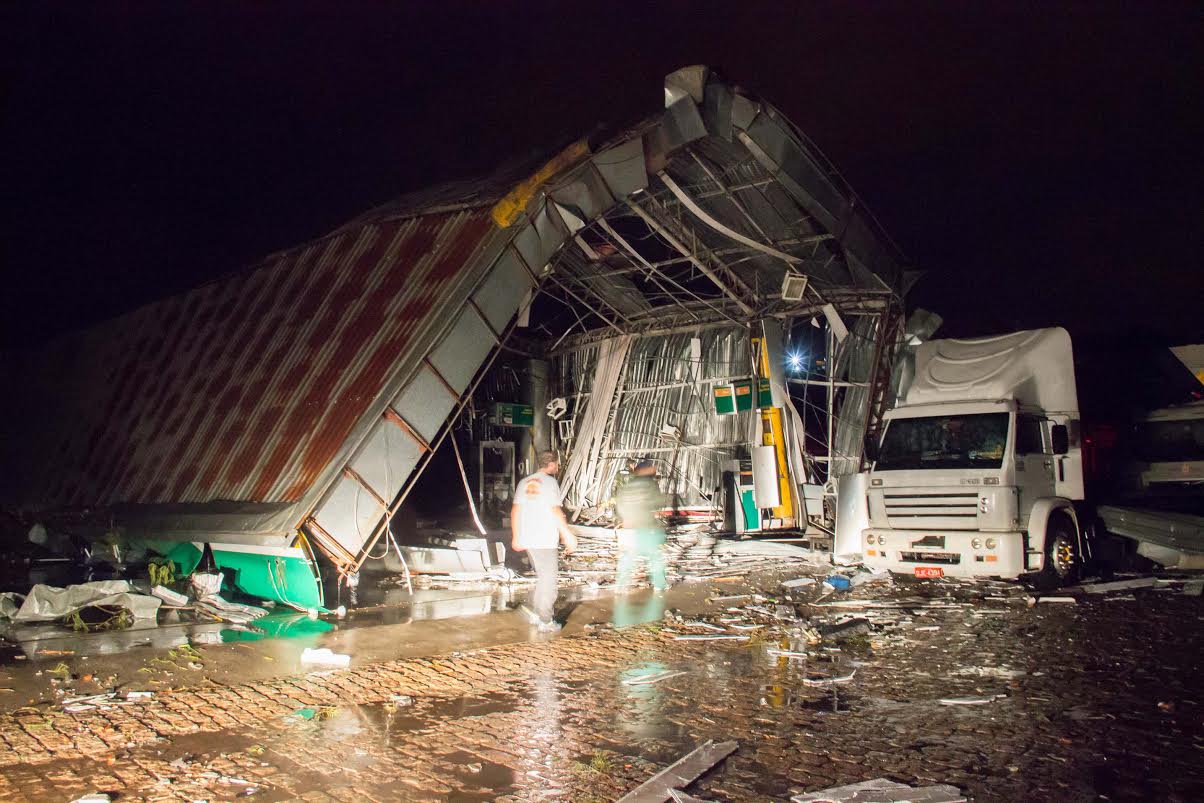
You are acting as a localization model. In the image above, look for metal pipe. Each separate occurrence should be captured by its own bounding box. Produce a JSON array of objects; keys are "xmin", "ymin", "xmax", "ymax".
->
[
  {"xmin": 659, "ymin": 170, "xmax": 805, "ymax": 270},
  {"xmin": 626, "ymin": 201, "xmax": 757, "ymax": 316}
]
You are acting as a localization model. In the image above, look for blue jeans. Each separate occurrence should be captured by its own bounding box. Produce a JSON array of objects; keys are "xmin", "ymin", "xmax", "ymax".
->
[{"xmin": 616, "ymin": 528, "xmax": 667, "ymax": 590}]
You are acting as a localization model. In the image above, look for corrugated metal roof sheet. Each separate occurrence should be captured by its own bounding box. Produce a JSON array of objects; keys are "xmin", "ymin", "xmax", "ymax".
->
[{"xmin": 5, "ymin": 209, "xmax": 495, "ymax": 511}]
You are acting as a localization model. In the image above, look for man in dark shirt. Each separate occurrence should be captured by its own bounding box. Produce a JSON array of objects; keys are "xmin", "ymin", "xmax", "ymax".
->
[{"xmin": 613, "ymin": 459, "xmax": 668, "ymax": 592}]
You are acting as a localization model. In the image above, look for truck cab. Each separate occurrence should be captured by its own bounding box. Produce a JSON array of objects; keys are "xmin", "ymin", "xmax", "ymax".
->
[{"xmin": 861, "ymin": 328, "xmax": 1085, "ymax": 587}]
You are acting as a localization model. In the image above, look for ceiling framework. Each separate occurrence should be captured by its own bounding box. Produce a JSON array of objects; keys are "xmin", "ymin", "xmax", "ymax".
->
[
  {"xmin": 524, "ymin": 68, "xmax": 908, "ymax": 517},
  {"xmin": 537, "ymin": 141, "xmax": 899, "ymax": 352}
]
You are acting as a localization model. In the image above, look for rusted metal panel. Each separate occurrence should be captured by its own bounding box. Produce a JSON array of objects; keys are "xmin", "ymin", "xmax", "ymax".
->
[
  {"xmin": 6, "ymin": 209, "xmax": 496, "ymax": 517},
  {"xmin": 306, "ymin": 230, "xmax": 543, "ymax": 570}
]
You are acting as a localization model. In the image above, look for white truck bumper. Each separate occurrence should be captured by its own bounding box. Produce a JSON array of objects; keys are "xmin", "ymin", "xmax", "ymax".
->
[{"xmin": 861, "ymin": 529, "xmax": 1026, "ymax": 579}]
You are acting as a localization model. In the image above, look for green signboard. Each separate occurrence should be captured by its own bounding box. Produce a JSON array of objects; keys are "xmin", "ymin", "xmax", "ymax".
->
[
  {"xmin": 757, "ymin": 377, "xmax": 773, "ymax": 408},
  {"xmin": 733, "ymin": 379, "xmax": 754, "ymax": 411},
  {"xmin": 493, "ymin": 402, "xmax": 535, "ymax": 427},
  {"xmin": 715, "ymin": 378, "xmax": 773, "ymax": 415},
  {"xmin": 713, "ymin": 384, "xmax": 736, "ymax": 415}
]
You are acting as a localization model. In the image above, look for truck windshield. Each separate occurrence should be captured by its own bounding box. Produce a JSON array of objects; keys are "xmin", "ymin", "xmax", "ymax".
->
[
  {"xmin": 1135, "ymin": 419, "xmax": 1204, "ymax": 462},
  {"xmin": 876, "ymin": 412, "xmax": 1009, "ymax": 470}
]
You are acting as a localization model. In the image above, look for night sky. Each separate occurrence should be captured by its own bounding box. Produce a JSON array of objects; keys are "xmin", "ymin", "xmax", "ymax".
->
[{"xmin": 3, "ymin": 2, "xmax": 1201, "ymax": 352}]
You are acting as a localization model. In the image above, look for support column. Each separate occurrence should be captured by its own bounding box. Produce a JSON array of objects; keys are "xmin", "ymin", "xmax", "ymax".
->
[{"xmin": 520, "ymin": 359, "xmax": 550, "ymax": 473}]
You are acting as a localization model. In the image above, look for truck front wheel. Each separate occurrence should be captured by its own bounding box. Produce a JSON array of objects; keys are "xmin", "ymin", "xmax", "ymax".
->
[{"xmin": 1031, "ymin": 513, "xmax": 1081, "ymax": 591}]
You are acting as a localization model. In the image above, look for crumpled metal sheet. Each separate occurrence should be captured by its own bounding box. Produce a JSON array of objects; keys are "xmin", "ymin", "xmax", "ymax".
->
[{"xmin": 559, "ymin": 328, "xmax": 756, "ymax": 511}]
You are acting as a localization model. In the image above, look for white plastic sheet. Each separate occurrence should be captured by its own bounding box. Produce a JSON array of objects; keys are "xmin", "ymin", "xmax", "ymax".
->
[{"xmin": 0, "ymin": 580, "xmax": 161, "ymax": 623}]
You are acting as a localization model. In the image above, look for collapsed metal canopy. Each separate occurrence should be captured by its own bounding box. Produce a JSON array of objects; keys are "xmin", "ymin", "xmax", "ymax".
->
[{"xmin": 1, "ymin": 65, "xmax": 906, "ymax": 578}]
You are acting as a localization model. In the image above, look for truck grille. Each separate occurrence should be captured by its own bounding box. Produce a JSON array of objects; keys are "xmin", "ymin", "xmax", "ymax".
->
[
  {"xmin": 900, "ymin": 551, "xmax": 962, "ymax": 565},
  {"xmin": 884, "ymin": 492, "xmax": 978, "ymax": 529}
]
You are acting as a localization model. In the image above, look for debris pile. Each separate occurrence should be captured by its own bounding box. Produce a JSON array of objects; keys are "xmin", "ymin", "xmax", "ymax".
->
[
  {"xmin": 0, "ymin": 580, "xmax": 161, "ymax": 627},
  {"xmin": 564, "ymin": 525, "xmax": 824, "ymax": 587},
  {"xmin": 792, "ymin": 778, "xmax": 965, "ymax": 802}
]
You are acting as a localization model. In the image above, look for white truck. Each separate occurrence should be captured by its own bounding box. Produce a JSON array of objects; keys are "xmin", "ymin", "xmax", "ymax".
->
[
  {"xmin": 860, "ymin": 328, "xmax": 1087, "ymax": 588},
  {"xmin": 1096, "ymin": 398, "xmax": 1204, "ymax": 569}
]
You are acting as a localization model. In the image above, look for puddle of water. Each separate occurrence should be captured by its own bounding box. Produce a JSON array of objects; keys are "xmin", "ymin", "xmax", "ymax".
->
[
  {"xmin": 216, "ymin": 612, "xmax": 334, "ymax": 643},
  {"xmin": 441, "ymin": 748, "xmax": 518, "ymax": 795},
  {"xmin": 797, "ymin": 686, "xmax": 859, "ymax": 713}
]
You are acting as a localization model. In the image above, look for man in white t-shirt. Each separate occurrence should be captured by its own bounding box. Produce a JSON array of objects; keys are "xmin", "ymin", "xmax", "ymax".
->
[{"xmin": 511, "ymin": 450, "xmax": 577, "ymax": 631}]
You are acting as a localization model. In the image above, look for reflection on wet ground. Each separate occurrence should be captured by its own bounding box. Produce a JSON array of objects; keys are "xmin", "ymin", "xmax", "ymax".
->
[
  {"xmin": 1, "ymin": 610, "xmax": 336, "ymax": 659},
  {"xmin": 0, "ymin": 571, "xmax": 1201, "ymax": 801}
]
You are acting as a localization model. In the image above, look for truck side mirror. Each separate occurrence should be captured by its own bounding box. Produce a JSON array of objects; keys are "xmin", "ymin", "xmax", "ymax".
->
[{"xmin": 1051, "ymin": 424, "xmax": 1069, "ymax": 455}]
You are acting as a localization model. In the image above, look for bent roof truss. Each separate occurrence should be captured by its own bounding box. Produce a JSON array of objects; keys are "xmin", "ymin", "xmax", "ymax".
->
[{"xmin": 4, "ymin": 66, "xmax": 906, "ymax": 577}]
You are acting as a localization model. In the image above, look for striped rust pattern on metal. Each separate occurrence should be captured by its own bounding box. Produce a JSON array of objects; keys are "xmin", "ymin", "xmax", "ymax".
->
[{"xmin": 35, "ymin": 209, "xmax": 495, "ymax": 508}]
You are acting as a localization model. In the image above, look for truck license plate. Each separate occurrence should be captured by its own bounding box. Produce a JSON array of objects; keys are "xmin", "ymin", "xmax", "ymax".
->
[{"xmin": 914, "ymin": 567, "xmax": 943, "ymax": 579}]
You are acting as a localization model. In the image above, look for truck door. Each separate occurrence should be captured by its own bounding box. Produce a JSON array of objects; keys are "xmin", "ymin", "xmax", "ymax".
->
[{"xmin": 1014, "ymin": 415, "xmax": 1056, "ymax": 520}]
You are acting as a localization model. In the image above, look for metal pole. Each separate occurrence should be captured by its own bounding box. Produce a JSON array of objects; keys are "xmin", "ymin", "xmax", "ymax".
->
[{"xmin": 826, "ymin": 325, "xmax": 836, "ymax": 485}]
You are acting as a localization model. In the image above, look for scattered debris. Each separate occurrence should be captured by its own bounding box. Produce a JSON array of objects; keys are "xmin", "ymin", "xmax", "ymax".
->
[
  {"xmin": 765, "ymin": 648, "xmax": 809, "ymax": 659},
  {"xmin": 152, "ymin": 585, "xmax": 190, "ymax": 606},
  {"xmin": 939, "ymin": 694, "xmax": 1007, "ymax": 705},
  {"xmin": 802, "ymin": 668, "xmax": 857, "ymax": 686},
  {"xmin": 823, "ymin": 575, "xmax": 853, "ymax": 592},
  {"xmin": 391, "ymin": 694, "xmax": 414, "ymax": 707},
  {"xmin": 792, "ymin": 778, "xmax": 965, "ymax": 802},
  {"xmin": 301, "ymin": 647, "xmax": 351, "ymax": 667},
  {"xmin": 47, "ymin": 662, "xmax": 74, "ymax": 682},
  {"xmin": 1026, "ymin": 596, "xmax": 1077, "ymax": 606},
  {"xmin": 1072, "ymin": 577, "xmax": 1156, "ymax": 594},
  {"xmin": 1183, "ymin": 579, "xmax": 1203, "ymax": 597},
  {"xmin": 781, "ymin": 577, "xmax": 818, "ymax": 590},
  {"xmin": 0, "ymin": 580, "xmax": 160, "ymax": 623},
  {"xmin": 668, "ymin": 791, "xmax": 712, "ymax": 803},
  {"xmin": 848, "ymin": 568, "xmax": 893, "ymax": 588},
  {"xmin": 199, "ymin": 771, "xmax": 253, "ymax": 786},
  {"xmin": 291, "ymin": 706, "xmax": 338, "ymax": 721},
  {"xmin": 194, "ymin": 594, "xmax": 269, "ymax": 625},
  {"xmin": 821, "ymin": 618, "xmax": 871, "ymax": 642},
  {"xmin": 680, "ymin": 620, "xmax": 727, "ymax": 632},
  {"xmin": 617, "ymin": 739, "xmax": 738, "ymax": 802},
  {"xmin": 62, "ymin": 690, "xmax": 154, "ymax": 712},
  {"xmin": 190, "ymin": 572, "xmax": 224, "ymax": 599},
  {"xmin": 71, "ymin": 795, "xmax": 113, "ymax": 803},
  {"xmin": 623, "ymin": 670, "xmax": 687, "ymax": 686},
  {"xmin": 672, "ymin": 634, "xmax": 749, "ymax": 641}
]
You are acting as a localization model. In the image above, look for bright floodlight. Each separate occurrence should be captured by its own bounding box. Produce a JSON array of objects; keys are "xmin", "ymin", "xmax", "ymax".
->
[{"xmin": 787, "ymin": 352, "xmax": 804, "ymax": 371}]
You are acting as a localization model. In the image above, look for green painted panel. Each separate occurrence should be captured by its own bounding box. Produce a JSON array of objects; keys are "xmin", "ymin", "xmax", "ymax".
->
[
  {"xmin": 740, "ymin": 488, "xmax": 760, "ymax": 532},
  {"xmin": 493, "ymin": 402, "xmax": 535, "ymax": 427},
  {"xmin": 211, "ymin": 548, "xmax": 324, "ymax": 610},
  {"xmin": 714, "ymin": 384, "xmax": 736, "ymax": 415},
  {"xmin": 756, "ymin": 378, "xmax": 773, "ymax": 408},
  {"xmin": 733, "ymin": 379, "xmax": 754, "ymax": 411}
]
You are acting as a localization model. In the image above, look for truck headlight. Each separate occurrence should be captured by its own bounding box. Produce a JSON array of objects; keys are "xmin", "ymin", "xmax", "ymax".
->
[
  {"xmin": 971, "ymin": 538, "xmax": 983, "ymax": 549},
  {"xmin": 866, "ymin": 534, "xmax": 876, "ymax": 545},
  {"xmin": 985, "ymin": 538, "xmax": 997, "ymax": 549}
]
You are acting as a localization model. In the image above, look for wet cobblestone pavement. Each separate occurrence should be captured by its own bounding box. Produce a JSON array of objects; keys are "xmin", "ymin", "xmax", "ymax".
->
[{"xmin": 0, "ymin": 573, "xmax": 1201, "ymax": 801}]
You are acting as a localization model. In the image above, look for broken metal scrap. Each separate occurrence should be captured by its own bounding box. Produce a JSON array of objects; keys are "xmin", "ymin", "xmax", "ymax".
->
[
  {"xmin": 617, "ymin": 739, "xmax": 738, "ymax": 803},
  {"xmin": 791, "ymin": 778, "xmax": 966, "ymax": 803}
]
